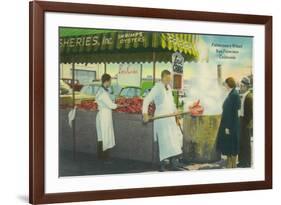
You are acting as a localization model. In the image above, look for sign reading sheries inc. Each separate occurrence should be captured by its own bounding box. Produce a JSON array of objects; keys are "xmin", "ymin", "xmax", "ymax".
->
[{"xmin": 59, "ymin": 32, "xmax": 148, "ymax": 50}]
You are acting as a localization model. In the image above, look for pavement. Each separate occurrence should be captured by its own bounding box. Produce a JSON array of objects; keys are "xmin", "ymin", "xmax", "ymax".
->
[
  {"xmin": 59, "ymin": 150, "xmax": 228, "ymax": 177},
  {"xmin": 59, "ymin": 150, "xmax": 155, "ymax": 176},
  {"xmin": 184, "ymin": 156, "xmax": 227, "ymax": 170}
]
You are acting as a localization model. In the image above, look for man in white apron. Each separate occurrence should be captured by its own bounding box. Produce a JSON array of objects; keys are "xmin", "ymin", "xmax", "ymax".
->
[
  {"xmin": 142, "ymin": 70, "xmax": 183, "ymax": 171},
  {"xmin": 96, "ymin": 73, "xmax": 119, "ymax": 160}
]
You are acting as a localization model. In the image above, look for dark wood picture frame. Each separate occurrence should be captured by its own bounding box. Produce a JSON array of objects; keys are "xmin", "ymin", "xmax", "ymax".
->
[{"xmin": 29, "ymin": 1, "xmax": 272, "ymax": 204}]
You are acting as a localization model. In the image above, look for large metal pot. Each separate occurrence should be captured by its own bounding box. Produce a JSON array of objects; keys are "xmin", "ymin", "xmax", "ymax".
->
[{"xmin": 182, "ymin": 114, "xmax": 221, "ymax": 163}]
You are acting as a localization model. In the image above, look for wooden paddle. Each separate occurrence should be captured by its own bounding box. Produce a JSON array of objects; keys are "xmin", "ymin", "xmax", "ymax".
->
[{"xmin": 147, "ymin": 111, "xmax": 190, "ymax": 121}]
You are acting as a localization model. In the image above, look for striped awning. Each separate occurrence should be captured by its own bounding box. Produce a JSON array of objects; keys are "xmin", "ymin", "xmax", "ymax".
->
[{"xmin": 59, "ymin": 28, "xmax": 201, "ymax": 64}]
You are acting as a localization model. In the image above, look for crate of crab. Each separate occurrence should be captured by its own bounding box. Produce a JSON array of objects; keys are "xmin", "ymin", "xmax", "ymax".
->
[{"xmin": 114, "ymin": 96, "xmax": 155, "ymax": 115}]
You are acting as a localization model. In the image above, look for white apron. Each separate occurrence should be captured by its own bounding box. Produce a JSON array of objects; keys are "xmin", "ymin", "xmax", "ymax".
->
[
  {"xmin": 95, "ymin": 87, "xmax": 117, "ymax": 151},
  {"xmin": 142, "ymin": 82, "xmax": 183, "ymax": 161}
]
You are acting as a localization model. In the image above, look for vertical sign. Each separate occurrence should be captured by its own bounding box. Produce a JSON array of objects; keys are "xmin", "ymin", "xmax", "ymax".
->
[{"xmin": 172, "ymin": 52, "xmax": 184, "ymax": 90}]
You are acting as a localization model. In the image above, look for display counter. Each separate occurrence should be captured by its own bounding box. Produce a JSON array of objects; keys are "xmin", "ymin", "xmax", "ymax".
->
[{"xmin": 59, "ymin": 109, "xmax": 157, "ymax": 163}]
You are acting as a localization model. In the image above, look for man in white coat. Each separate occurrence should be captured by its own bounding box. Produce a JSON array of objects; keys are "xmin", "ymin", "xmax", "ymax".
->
[
  {"xmin": 143, "ymin": 70, "xmax": 183, "ymax": 171},
  {"xmin": 96, "ymin": 73, "xmax": 121, "ymax": 160}
]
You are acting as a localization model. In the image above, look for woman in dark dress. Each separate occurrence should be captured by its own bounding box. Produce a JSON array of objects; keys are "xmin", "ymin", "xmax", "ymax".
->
[{"xmin": 217, "ymin": 77, "xmax": 241, "ymax": 168}]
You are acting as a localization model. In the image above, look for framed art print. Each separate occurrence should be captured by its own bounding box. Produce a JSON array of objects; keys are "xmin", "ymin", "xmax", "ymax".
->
[{"xmin": 29, "ymin": 1, "xmax": 272, "ymax": 204}]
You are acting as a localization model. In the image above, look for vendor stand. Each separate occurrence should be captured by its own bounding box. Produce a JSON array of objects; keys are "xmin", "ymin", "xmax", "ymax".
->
[{"xmin": 59, "ymin": 28, "xmax": 204, "ymax": 164}]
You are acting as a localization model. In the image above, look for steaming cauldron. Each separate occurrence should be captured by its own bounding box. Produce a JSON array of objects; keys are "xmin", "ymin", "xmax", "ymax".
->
[{"xmin": 182, "ymin": 114, "xmax": 221, "ymax": 163}]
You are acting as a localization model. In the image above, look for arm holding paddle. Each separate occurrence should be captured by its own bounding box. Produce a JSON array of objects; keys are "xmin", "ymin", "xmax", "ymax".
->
[
  {"xmin": 143, "ymin": 99, "xmax": 204, "ymax": 122},
  {"xmin": 142, "ymin": 84, "xmax": 158, "ymax": 123}
]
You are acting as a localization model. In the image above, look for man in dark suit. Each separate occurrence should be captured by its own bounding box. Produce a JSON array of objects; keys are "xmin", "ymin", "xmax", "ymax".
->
[{"xmin": 238, "ymin": 77, "xmax": 253, "ymax": 168}]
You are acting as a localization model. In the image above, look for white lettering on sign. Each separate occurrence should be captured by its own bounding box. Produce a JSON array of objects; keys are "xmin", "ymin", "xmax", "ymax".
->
[{"xmin": 172, "ymin": 52, "xmax": 184, "ymax": 73}]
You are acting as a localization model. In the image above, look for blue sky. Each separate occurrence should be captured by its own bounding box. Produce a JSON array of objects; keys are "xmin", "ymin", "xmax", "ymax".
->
[{"xmin": 201, "ymin": 34, "xmax": 253, "ymax": 75}]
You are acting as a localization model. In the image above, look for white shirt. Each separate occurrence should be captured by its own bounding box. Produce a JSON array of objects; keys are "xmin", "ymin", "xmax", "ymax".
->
[
  {"xmin": 239, "ymin": 90, "xmax": 251, "ymax": 117},
  {"xmin": 142, "ymin": 82, "xmax": 176, "ymax": 115}
]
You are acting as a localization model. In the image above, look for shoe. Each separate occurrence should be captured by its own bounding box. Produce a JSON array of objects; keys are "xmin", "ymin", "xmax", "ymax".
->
[
  {"xmin": 158, "ymin": 161, "xmax": 166, "ymax": 172},
  {"xmin": 169, "ymin": 157, "xmax": 185, "ymax": 171}
]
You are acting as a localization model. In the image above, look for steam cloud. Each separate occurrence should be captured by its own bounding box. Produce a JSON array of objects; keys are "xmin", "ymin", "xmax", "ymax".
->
[{"xmin": 184, "ymin": 63, "xmax": 227, "ymax": 115}]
